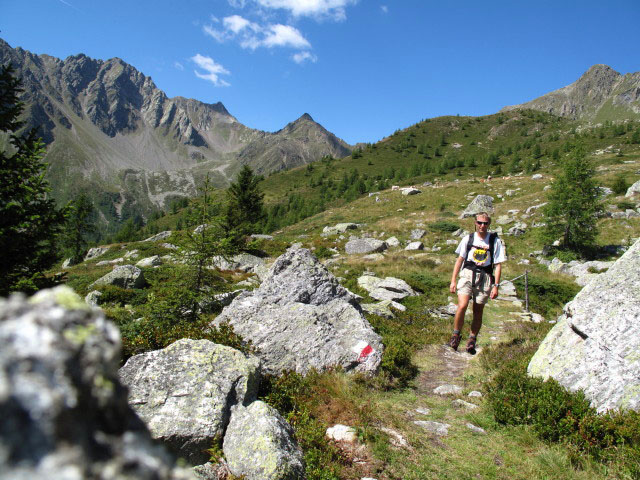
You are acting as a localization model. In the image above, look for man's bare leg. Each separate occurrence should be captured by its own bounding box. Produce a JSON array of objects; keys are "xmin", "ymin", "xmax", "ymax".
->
[
  {"xmin": 454, "ymin": 294, "xmax": 471, "ymax": 332},
  {"xmin": 470, "ymin": 302, "xmax": 485, "ymax": 336}
]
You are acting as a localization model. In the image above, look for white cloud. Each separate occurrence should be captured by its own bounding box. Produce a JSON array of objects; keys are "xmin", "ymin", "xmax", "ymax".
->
[
  {"xmin": 255, "ymin": 0, "xmax": 357, "ymax": 20},
  {"xmin": 223, "ymin": 14, "xmax": 252, "ymax": 33},
  {"xmin": 190, "ymin": 54, "xmax": 231, "ymax": 87},
  {"xmin": 292, "ymin": 51, "xmax": 317, "ymax": 64},
  {"xmin": 380, "ymin": 5, "xmax": 388, "ymax": 13},
  {"xmin": 262, "ymin": 24, "xmax": 310, "ymax": 48},
  {"xmin": 228, "ymin": 0, "xmax": 246, "ymax": 7},
  {"xmin": 174, "ymin": 61, "xmax": 184, "ymax": 71},
  {"xmin": 204, "ymin": 15, "xmax": 312, "ymax": 51}
]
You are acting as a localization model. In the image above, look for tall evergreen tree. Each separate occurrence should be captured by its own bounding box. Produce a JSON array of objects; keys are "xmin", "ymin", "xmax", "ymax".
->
[
  {"xmin": 542, "ymin": 146, "xmax": 603, "ymax": 253},
  {"xmin": 61, "ymin": 193, "xmax": 96, "ymax": 264},
  {"xmin": 225, "ymin": 165, "xmax": 265, "ymax": 238},
  {"xmin": 0, "ymin": 64, "xmax": 66, "ymax": 295}
]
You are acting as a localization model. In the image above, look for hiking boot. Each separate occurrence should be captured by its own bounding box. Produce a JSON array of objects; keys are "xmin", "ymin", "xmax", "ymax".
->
[
  {"xmin": 449, "ymin": 332, "xmax": 462, "ymax": 351},
  {"xmin": 466, "ymin": 336, "xmax": 477, "ymax": 355}
]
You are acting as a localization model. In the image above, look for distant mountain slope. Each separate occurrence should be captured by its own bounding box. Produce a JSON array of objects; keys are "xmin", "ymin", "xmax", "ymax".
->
[
  {"xmin": 502, "ymin": 64, "xmax": 640, "ymax": 122},
  {"xmin": 0, "ymin": 39, "xmax": 351, "ymax": 230}
]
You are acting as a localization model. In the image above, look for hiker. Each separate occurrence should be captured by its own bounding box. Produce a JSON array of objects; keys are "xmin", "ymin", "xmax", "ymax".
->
[{"xmin": 448, "ymin": 212, "xmax": 506, "ymax": 354}]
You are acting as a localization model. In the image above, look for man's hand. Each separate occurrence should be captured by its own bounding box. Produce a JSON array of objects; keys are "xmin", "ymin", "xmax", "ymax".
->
[
  {"xmin": 490, "ymin": 285, "xmax": 499, "ymax": 299},
  {"xmin": 449, "ymin": 280, "xmax": 457, "ymax": 294}
]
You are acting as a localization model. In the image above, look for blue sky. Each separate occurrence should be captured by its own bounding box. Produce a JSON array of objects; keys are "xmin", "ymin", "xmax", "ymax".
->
[{"xmin": 3, "ymin": 0, "xmax": 640, "ymax": 144}]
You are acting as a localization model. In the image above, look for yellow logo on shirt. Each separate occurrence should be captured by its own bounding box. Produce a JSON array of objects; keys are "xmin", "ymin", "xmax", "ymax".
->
[{"xmin": 472, "ymin": 248, "xmax": 488, "ymax": 264}]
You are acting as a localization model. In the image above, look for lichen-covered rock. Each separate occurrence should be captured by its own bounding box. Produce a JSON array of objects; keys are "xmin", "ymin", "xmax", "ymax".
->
[
  {"xmin": 0, "ymin": 286, "xmax": 192, "ymax": 480},
  {"xmin": 459, "ymin": 195, "xmax": 494, "ymax": 218},
  {"xmin": 213, "ymin": 247, "xmax": 383, "ymax": 375},
  {"xmin": 223, "ymin": 401, "xmax": 305, "ymax": 480},
  {"xmin": 211, "ymin": 253, "xmax": 267, "ymax": 277},
  {"xmin": 84, "ymin": 246, "xmax": 110, "ymax": 261},
  {"xmin": 120, "ymin": 339, "xmax": 261, "ymax": 464},
  {"xmin": 144, "ymin": 231, "xmax": 172, "ymax": 242},
  {"xmin": 625, "ymin": 179, "xmax": 640, "ymax": 198},
  {"xmin": 528, "ymin": 238, "xmax": 640, "ymax": 412},
  {"xmin": 136, "ymin": 255, "xmax": 163, "ymax": 267},
  {"xmin": 85, "ymin": 289, "xmax": 102, "ymax": 307},
  {"xmin": 357, "ymin": 275, "xmax": 417, "ymax": 302},
  {"xmin": 322, "ymin": 223, "xmax": 359, "ymax": 236},
  {"xmin": 405, "ymin": 241, "xmax": 424, "ymax": 251},
  {"xmin": 91, "ymin": 264, "xmax": 146, "ymax": 289},
  {"xmin": 345, "ymin": 237, "xmax": 387, "ymax": 254}
]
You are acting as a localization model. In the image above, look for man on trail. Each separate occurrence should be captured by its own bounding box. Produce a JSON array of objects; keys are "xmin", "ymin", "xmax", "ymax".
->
[{"xmin": 448, "ymin": 212, "xmax": 506, "ymax": 354}]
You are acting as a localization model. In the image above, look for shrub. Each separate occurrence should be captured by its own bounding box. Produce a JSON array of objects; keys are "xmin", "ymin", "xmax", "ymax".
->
[
  {"xmin": 616, "ymin": 200, "xmax": 636, "ymax": 211},
  {"xmin": 428, "ymin": 220, "xmax": 459, "ymax": 232},
  {"xmin": 612, "ymin": 175, "xmax": 629, "ymax": 195},
  {"xmin": 514, "ymin": 274, "xmax": 580, "ymax": 318}
]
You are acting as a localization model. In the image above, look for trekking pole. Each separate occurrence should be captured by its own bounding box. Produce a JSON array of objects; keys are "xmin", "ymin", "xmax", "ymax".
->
[{"xmin": 524, "ymin": 270, "xmax": 529, "ymax": 312}]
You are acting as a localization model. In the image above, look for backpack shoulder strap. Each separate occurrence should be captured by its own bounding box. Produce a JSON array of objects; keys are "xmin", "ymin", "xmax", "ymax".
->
[
  {"xmin": 464, "ymin": 232, "xmax": 475, "ymax": 260},
  {"xmin": 488, "ymin": 232, "xmax": 498, "ymax": 264}
]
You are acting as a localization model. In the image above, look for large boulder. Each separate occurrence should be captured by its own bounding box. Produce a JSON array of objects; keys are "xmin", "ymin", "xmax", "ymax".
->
[
  {"xmin": 357, "ymin": 274, "xmax": 417, "ymax": 302},
  {"xmin": 528, "ymin": 238, "xmax": 640, "ymax": 412},
  {"xmin": 90, "ymin": 264, "xmax": 146, "ymax": 289},
  {"xmin": 213, "ymin": 247, "xmax": 383, "ymax": 375},
  {"xmin": 345, "ymin": 237, "xmax": 388, "ymax": 254},
  {"xmin": 0, "ymin": 286, "xmax": 191, "ymax": 479},
  {"xmin": 625, "ymin": 180, "xmax": 640, "ymax": 198},
  {"xmin": 459, "ymin": 195, "xmax": 494, "ymax": 219},
  {"xmin": 223, "ymin": 401, "xmax": 305, "ymax": 480},
  {"xmin": 119, "ymin": 339, "xmax": 261, "ymax": 465}
]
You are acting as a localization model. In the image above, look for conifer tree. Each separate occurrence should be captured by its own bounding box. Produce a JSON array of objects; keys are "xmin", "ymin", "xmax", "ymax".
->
[
  {"xmin": 225, "ymin": 165, "xmax": 265, "ymax": 238},
  {"xmin": 543, "ymin": 147, "xmax": 603, "ymax": 254},
  {"xmin": 0, "ymin": 64, "xmax": 66, "ymax": 295},
  {"xmin": 61, "ymin": 193, "xmax": 96, "ymax": 264}
]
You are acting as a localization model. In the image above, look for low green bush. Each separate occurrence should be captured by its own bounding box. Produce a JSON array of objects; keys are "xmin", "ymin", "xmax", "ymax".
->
[
  {"xmin": 616, "ymin": 200, "xmax": 636, "ymax": 211},
  {"xmin": 514, "ymin": 274, "xmax": 580, "ymax": 318},
  {"xmin": 97, "ymin": 285, "xmax": 147, "ymax": 306},
  {"xmin": 258, "ymin": 372, "xmax": 342, "ymax": 480}
]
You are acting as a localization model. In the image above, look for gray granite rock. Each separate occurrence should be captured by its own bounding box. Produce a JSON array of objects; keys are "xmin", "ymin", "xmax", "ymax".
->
[
  {"xmin": 386, "ymin": 236, "xmax": 400, "ymax": 247},
  {"xmin": 0, "ymin": 287, "xmax": 192, "ymax": 480},
  {"xmin": 405, "ymin": 241, "xmax": 424, "ymax": 251},
  {"xmin": 91, "ymin": 264, "xmax": 146, "ymax": 289},
  {"xmin": 466, "ymin": 423, "xmax": 487, "ymax": 435},
  {"xmin": 85, "ymin": 289, "xmax": 102, "ymax": 307},
  {"xmin": 120, "ymin": 339, "xmax": 261, "ymax": 465},
  {"xmin": 528, "ymin": 238, "xmax": 640, "ymax": 412},
  {"xmin": 144, "ymin": 231, "xmax": 173, "ymax": 242},
  {"xmin": 345, "ymin": 238, "xmax": 388, "ymax": 254},
  {"xmin": 460, "ymin": 195, "xmax": 494, "ymax": 219},
  {"xmin": 213, "ymin": 247, "xmax": 383, "ymax": 375},
  {"xmin": 223, "ymin": 401, "xmax": 304, "ymax": 480},
  {"xmin": 433, "ymin": 384, "xmax": 463, "ymax": 395},
  {"xmin": 361, "ymin": 302, "xmax": 394, "ymax": 319},
  {"xmin": 413, "ymin": 421, "xmax": 450, "ymax": 436},
  {"xmin": 452, "ymin": 399, "xmax": 479, "ymax": 410},
  {"xmin": 410, "ymin": 229, "xmax": 426, "ymax": 240},
  {"xmin": 401, "ymin": 187, "xmax": 421, "ymax": 196},
  {"xmin": 84, "ymin": 246, "xmax": 110, "ymax": 261},
  {"xmin": 322, "ymin": 223, "xmax": 359, "ymax": 236},
  {"xmin": 625, "ymin": 180, "xmax": 640, "ymax": 198},
  {"xmin": 136, "ymin": 255, "xmax": 163, "ymax": 268}
]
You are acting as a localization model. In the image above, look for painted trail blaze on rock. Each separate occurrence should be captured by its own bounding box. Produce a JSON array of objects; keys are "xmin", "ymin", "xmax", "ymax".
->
[{"xmin": 354, "ymin": 341, "xmax": 373, "ymax": 362}]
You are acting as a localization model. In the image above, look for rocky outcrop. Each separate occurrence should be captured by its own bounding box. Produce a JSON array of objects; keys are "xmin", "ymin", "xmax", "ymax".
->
[
  {"xmin": 459, "ymin": 195, "xmax": 494, "ymax": 219},
  {"xmin": 223, "ymin": 401, "xmax": 305, "ymax": 480},
  {"xmin": 0, "ymin": 286, "xmax": 192, "ymax": 479},
  {"xmin": 213, "ymin": 247, "xmax": 383, "ymax": 375},
  {"xmin": 90, "ymin": 264, "xmax": 146, "ymax": 289},
  {"xmin": 626, "ymin": 180, "xmax": 640, "ymax": 198},
  {"xmin": 528, "ymin": 238, "xmax": 640, "ymax": 412},
  {"xmin": 119, "ymin": 339, "xmax": 261, "ymax": 465}
]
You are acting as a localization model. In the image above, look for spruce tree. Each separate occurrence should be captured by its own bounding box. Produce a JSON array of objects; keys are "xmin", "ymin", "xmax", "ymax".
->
[
  {"xmin": 61, "ymin": 193, "xmax": 96, "ymax": 264},
  {"xmin": 542, "ymin": 146, "xmax": 603, "ymax": 254},
  {"xmin": 0, "ymin": 64, "xmax": 66, "ymax": 295},
  {"xmin": 225, "ymin": 165, "xmax": 265, "ymax": 238}
]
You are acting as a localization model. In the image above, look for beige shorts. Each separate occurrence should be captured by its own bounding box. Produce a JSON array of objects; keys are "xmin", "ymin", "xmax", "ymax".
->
[{"xmin": 457, "ymin": 268, "xmax": 492, "ymax": 304}]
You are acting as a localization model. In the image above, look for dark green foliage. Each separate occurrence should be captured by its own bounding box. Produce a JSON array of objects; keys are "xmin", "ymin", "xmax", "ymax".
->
[
  {"xmin": 513, "ymin": 274, "xmax": 580, "ymax": 318},
  {"xmin": 428, "ymin": 220, "xmax": 460, "ymax": 232},
  {"xmin": 543, "ymin": 147, "xmax": 603, "ymax": 253},
  {"xmin": 258, "ymin": 372, "xmax": 342, "ymax": 480},
  {"xmin": 612, "ymin": 174, "xmax": 629, "ymax": 195},
  {"xmin": 0, "ymin": 64, "xmax": 66, "ymax": 295},
  {"xmin": 225, "ymin": 165, "xmax": 266, "ymax": 238},
  {"xmin": 616, "ymin": 200, "xmax": 636, "ymax": 211},
  {"xmin": 61, "ymin": 193, "xmax": 96, "ymax": 263}
]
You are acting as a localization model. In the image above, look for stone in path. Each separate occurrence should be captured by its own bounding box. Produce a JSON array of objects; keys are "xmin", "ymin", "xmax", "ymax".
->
[{"xmin": 433, "ymin": 384, "xmax": 463, "ymax": 396}]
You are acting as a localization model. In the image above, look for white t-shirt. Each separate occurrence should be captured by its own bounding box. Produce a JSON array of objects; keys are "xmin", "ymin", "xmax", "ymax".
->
[{"xmin": 455, "ymin": 232, "xmax": 506, "ymax": 267}]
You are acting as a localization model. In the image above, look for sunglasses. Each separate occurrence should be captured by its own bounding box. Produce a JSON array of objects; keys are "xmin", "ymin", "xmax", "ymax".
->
[{"xmin": 476, "ymin": 221, "xmax": 489, "ymax": 225}]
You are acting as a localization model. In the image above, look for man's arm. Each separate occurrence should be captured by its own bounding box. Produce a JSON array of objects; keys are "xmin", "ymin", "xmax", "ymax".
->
[
  {"xmin": 490, "ymin": 263, "xmax": 502, "ymax": 299},
  {"xmin": 450, "ymin": 256, "xmax": 464, "ymax": 293}
]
